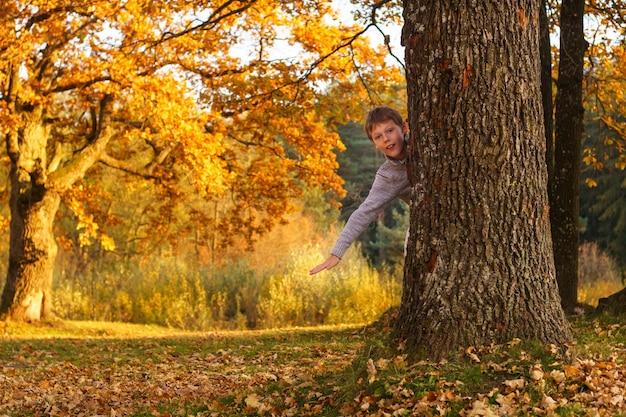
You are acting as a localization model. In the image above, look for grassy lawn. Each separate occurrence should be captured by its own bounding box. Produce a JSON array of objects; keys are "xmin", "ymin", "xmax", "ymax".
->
[{"xmin": 1, "ymin": 314, "xmax": 625, "ymax": 416}]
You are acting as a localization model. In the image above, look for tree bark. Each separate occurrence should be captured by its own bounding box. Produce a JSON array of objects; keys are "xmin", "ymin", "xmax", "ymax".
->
[
  {"xmin": 540, "ymin": 0, "xmax": 554, "ymax": 202},
  {"xmin": 1, "ymin": 65, "xmax": 114, "ymax": 321},
  {"xmin": 0, "ymin": 185, "xmax": 60, "ymax": 321},
  {"xmin": 552, "ymin": 0, "xmax": 586, "ymax": 313},
  {"xmin": 1, "ymin": 104, "xmax": 60, "ymax": 321},
  {"xmin": 398, "ymin": 0, "xmax": 572, "ymax": 359}
]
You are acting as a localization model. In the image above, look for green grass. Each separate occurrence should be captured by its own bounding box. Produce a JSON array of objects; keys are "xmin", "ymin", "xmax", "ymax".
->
[{"xmin": 1, "ymin": 315, "xmax": 625, "ymax": 416}]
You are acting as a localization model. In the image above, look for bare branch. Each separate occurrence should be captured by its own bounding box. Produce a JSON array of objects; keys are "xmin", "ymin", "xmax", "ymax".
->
[{"xmin": 98, "ymin": 153, "xmax": 159, "ymax": 178}]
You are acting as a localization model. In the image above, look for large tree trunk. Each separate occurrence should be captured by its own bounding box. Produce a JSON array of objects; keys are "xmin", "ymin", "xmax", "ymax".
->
[
  {"xmin": 397, "ymin": 0, "xmax": 572, "ymax": 359},
  {"xmin": 0, "ymin": 56, "xmax": 114, "ymax": 322},
  {"xmin": 0, "ymin": 185, "xmax": 60, "ymax": 321},
  {"xmin": 552, "ymin": 0, "xmax": 586, "ymax": 313},
  {"xmin": 1, "ymin": 106, "xmax": 60, "ymax": 321}
]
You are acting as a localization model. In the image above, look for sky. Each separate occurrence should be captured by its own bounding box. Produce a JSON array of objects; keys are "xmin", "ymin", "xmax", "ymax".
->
[{"xmin": 228, "ymin": 0, "xmax": 405, "ymax": 68}]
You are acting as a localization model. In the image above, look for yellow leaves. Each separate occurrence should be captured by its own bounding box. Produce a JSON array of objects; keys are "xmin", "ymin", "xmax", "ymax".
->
[
  {"xmin": 583, "ymin": 43, "xmax": 626, "ymax": 181},
  {"xmin": 502, "ymin": 377, "xmax": 527, "ymax": 391},
  {"xmin": 550, "ymin": 369, "xmax": 567, "ymax": 384},
  {"xmin": 529, "ymin": 364, "xmax": 544, "ymax": 381},
  {"xmin": 244, "ymin": 393, "xmax": 263, "ymax": 409},
  {"xmin": 100, "ymin": 234, "xmax": 116, "ymax": 251},
  {"xmin": 583, "ymin": 148, "xmax": 603, "ymax": 170},
  {"xmin": 393, "ymin": 355, "xmax": 407, "ymax": 369},
  {"xmin": 366, "ymin": 358, "xmax": 377, "ymax": 383},
  {"xmin": 119, "ymin": 75, "xmax": 230, "ymax": 196},
  {"xmin": 65, "ymin": 186, "xmax": 116, "ymax": 251},
  {"xmin": 1, "ymin": 0, "xmax": 405, "ymax": 249},
  {"xmin": 466, "ymin": 346, "xmax": 481, "ymax": 363},
  {"xmin": 0, "ymin": 213, "xmax": 9, "ymax": 234}
]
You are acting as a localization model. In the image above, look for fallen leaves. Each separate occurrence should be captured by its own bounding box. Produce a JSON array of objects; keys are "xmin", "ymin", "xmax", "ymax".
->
[
  {"xmin": 1, "ymin": 320, "xmax": 626, "ymax": 416},
  {"xmin": 0, "ymin": 331, "xmax": 359, "ymax": 416},
  {"xmin": 367, "ymin": 358, "xmax": 377, "ymax": 384},
  {"xmin": 344, "ymin": 320, "xmax": 626, "ymax": 417}
]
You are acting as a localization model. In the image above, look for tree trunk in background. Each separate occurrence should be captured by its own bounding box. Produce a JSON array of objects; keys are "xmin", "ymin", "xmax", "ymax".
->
[
  {"xmin": 1, "ymin": 107, "xmax": 60, "ymax": 321},
  {"xmin": 0, "ymin": 57, "xmax": 114, "ymax": 321},
  {"xmin": 540, "ymin": 1, "xmax": 554, "ymax": 203},
  {"xmin": 398, "ymin": 0, "xmax": 572, "ymax": 359},
  {"xmin": 552, "ymin": 0, "xmax": 586, "ymax": 313},
  {"xmin": 0, "ymin": 186, "xmax": 60, "ymax": 321}
]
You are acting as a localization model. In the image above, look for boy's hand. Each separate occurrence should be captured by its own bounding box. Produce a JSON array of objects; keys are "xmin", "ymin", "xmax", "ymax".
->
[{"xmin": 309, "ymin": 255, "xmax": 341, "ymax": 275}]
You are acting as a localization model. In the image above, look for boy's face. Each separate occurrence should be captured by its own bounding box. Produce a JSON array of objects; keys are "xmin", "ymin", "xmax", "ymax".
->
[{"xmin": 370, "ymin": 120, "xmax": 407, "ymax": 160}]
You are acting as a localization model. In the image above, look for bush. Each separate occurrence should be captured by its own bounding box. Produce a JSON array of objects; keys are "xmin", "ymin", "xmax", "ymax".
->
[
  {"xmin": 256, "ymin": 244, "xmax": 338, "ymax": 328},
  {"xmin": 54, "ymin": 262, "xmax": 214, "ymax": 330},
  {"xmin": 257, "ymin": 244, "xmax": 401, "ymax": 328},
  {"xmin": 578, "ymin": 242, "xmax": 624, "ymax": 306},
  {"xmin": 326, "ymin": 260, "xmax": 400, "ymax": 325},
  {"xmin": 52, "ymin": 241, "xmax": 400, "ymax": 331},
  {"xmin": 54, "ymin": 233, "xmax": 626, "ymax": 327}
]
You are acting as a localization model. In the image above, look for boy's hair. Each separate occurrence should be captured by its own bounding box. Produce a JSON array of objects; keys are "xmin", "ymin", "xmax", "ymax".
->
[{"xmin": 364, "ymin": 106, "xmax": 404, "ymax": 141}]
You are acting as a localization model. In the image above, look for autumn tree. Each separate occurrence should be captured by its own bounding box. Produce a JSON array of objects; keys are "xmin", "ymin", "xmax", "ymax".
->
[
  {"xmin": 581, "ymin": 41, "xmax": 626, "ymax": 313},
  {"xmin": 582, "ymin": 45, "xmax": 626, "ymax": 267},
  {"xmin": 0, "ymin": 0, "xmax": 404, "ymax": 321},
  {"xmin": 551, "ymin": 0, "xmax": 587, "ymax": 313},
  {"xmin": 541, "ymin": 0, "xmax": 626, "ymax": 312},
  {"xmin": 397, "ymin": 0, "xmax": 572, "ymax": 358}
]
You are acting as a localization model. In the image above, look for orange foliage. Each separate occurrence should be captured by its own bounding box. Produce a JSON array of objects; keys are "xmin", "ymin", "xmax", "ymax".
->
[
  {"xmin": 0, "ymin": 0, "xmax": 405, "ymax": 250},
  {"xmin": 579, "ymin": 1, "xmax": 626, "ymax": 171}
]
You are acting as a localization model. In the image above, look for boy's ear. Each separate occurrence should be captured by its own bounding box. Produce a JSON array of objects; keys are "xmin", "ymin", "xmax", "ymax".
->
[{"xmin": 402, "ymin": 120, "xmax": 409, "ymax": 134}]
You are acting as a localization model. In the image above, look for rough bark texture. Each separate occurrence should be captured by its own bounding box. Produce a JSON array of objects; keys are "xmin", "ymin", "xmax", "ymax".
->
[
  {"xmin": 1, "ymin": 107, "xmax": 60, "ymax": 321},
  {"xmin": 552, "ymin": 0, "xmax": 586, "ymax": 313},
  {"xmin": 0, "ymin": 187, "xmax": 60, "ymax": 321},
  {"xmin": 398, "ymin": 0, "xmax": 572, "ymax": 359},
  {"xmin": 0, "ymin": 82, "xmax": 113, "ymax": 321},
  {"xmin": 540, "ymin": 0, "xmax": 554, "ymax": 202}
]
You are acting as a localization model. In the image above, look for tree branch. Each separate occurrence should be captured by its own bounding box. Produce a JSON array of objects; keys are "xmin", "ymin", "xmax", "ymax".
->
[{"xmin": 98, "ymin": 153, "xmax": 157, "ymax": 177}]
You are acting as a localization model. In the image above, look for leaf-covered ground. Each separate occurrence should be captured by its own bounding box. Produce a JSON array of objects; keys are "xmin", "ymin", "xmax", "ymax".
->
[{"xmin": 0, "ymin": 315, "xmax": 625, "ymax": 416}]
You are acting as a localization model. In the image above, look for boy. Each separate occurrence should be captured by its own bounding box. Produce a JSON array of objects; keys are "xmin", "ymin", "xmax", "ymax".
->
[{"xmin": 309, "ymin": 106, "xmax": 411, "ymax": 274}]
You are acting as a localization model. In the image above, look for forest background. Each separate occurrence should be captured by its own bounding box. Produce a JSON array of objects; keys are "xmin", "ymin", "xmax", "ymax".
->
[{"xmin": 0, "ymin": 0, "xmax": 625, "ymax": 331}]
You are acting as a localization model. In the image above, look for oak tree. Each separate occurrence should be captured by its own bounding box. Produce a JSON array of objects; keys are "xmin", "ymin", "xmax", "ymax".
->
[
  {"xmin": 0, "ymin": 0, "xmax": 404, "ymax": 321},
  {"xmin": 543, "ymin": 0, "xmax": 626, "ymax": 312},
  {"xmin": 398, "ymin": 0, "xmax": 572, "ymax": 358},
  {"xmin": 581, "ymin": 42, "xmax": 626, "ymax": 313}
]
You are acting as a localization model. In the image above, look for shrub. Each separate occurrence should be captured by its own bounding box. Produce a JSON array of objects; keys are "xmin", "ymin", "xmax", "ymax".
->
[
  {"xmin": 51, "ymin": 219, "xmax": 403, "ymax": 330},
  {"xmin": 578, "ymin": 242, "xmax": 624, "ymax": 306},
  {"xmin": 257, "ymin": 244, "xmax": 338, "ymax": 328},
  {"xmin": 326, "ymin": 261, "xmax": 400, "ymax": 325},
  {"xmin": 257, "ymin": 244, "xmax": 401, "ymax": 328},
  {"xmin": 200, "ymin": 260, "xmax": 264, "ymax": 329}
]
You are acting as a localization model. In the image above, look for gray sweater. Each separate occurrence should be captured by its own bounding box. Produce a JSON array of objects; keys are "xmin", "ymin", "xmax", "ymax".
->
[{"xmin": 331, "ymin": 157, "xmax": 411, "ymax": 258}]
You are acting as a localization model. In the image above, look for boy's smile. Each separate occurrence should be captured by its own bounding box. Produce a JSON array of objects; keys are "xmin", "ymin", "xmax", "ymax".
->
[{"xmin": 371, "ymin": 120, "xmax": 407, "ymax": 160}]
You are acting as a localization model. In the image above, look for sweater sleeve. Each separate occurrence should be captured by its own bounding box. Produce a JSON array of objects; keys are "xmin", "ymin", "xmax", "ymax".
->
[{"xmin": 331, "ymin": 165, "xmax": 404, "ymax": 259}]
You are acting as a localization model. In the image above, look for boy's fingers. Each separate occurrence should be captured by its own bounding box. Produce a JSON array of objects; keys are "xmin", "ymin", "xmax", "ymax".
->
[
  {"xmin": 310, "ymin": 261, "xmax": 329, "ymax": 275},
  {"xmin": 309, "ymin": 264, "xmax": 324, "ymax": 274},
  {"xmin": 310, "ymin": 255, "xmax": 341, "ymax": 274}
]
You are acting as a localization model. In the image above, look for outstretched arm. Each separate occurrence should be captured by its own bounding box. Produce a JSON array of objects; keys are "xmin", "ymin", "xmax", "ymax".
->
[{"xmin": 309, "ymin": 254, "xmax": 341, "ymax": 275}]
